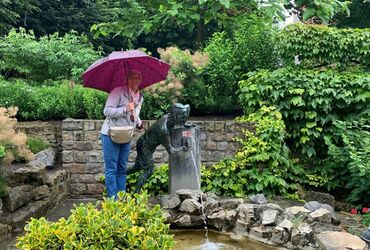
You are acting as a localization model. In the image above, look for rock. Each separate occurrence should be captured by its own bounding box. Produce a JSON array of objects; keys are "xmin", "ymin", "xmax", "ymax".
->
[
  {"xmin": 174, "ymin": 214, "xmax": 192, "ymax": 227},
  {"xmin": 262, "ymin": 210, "xmax": 279, "ymax": 226},
  {"xmin": 0, "ymin": 199, "xmax": 3, "ymax": 215},
  {"xmin": 176, "ymin": 189, "xmax": 203, "ymax": 201},
  {"xmin": 271, "ymin": 226, "xmax": 289, "ymax": 244},
  {"xmin": 250, "ymin": 226, "xmax": 272, "ymax": 239},
  {"xmin": 308, "ymin": 208, "xmax": 331, "ymax": 223},
  {"xmin": 258, "ymin": 203, "xmax": 283, "ymax": 213},
  {"xmin": 236, "ymin": 203, "xmax": 257, "ymax": 225},
  {"xmin": 234, "ymin": 219, "xmax": 250, "ymax": 235},
  {"xmin": 304, "ymin": 201, "xmax": 334, "ymax": 213},
  {"xmin": 28, "ymin": 147, "xmax": 56, "ymax": 169},
  {"xmin": 0, "ymin": 223, "xmax": 12, "ymax": 241},
  {"xmin": 204, "ymin": 197, "xmax": 219, "ymax": 215},
  {"xmin": 179, "ymin": 198, "xmax": 203, "ymax": 214},
  {"xmin": 10, "ymin": 163, "xmax": 47, "ymax": 186},
  {"xmin": 311, "ymin": 222, "xmax": 341, "ymax": 233},
  {"xmin": 316, "ymin": 231, "xmax": 367, "ymax": 250},
  {"xmin": 223, "ymin": 210, "xmax": 237, "ymax": 231},
  {"xmin": 301, "ymin": 191, "xmax": 335, "ymax": 208},
  {"xmin": 45, "ymin": 169, "xmax": 69, "ymax": 187},
  {"xmin": 278, "ymin": 219, "xmax": 293, "ymax": 234},
  {"xmin": 3, "ymin": 185, "xmax": 33, "ymax": 212},
  {"xmin": 249, "ymin": 194, "xmax": 268, "ymax": 204},
  {"xmin": 159, "ymin": 194, "xmax": 181, "ymax": 209},
  {"xmin": 291, "ymin": 223, "xmax": 314, "ymax": 246},
  {"xmin": 208, "ymin": 209, "xmax": 226, "ymax": 230},
  {"xmin": 33, "ymin": 185, "xmax": 50, "ymax": 201},
  {"xmin": 219, "ymin": 198, "xmax": 244, "ymax": 210},
  {"xmin": 284, "ymin": 206, "xmax": 311, "ymax": 220}
]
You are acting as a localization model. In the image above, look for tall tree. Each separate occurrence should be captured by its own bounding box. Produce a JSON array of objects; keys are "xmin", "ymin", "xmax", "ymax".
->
[{"xmin": 333, "ymin": 0, "xmax": 370, "ymax": 28}]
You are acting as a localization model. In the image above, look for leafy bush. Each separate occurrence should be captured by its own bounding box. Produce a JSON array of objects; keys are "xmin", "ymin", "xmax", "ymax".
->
[
  {"xmin": 202, "ymin": 106, "xmax": 302, "ymax": 197},
  {"xmin": 0, "ymin": 28, "xmax": 101, "ymax": 82},
  {"xmin": 278, "ymin": 23, "xmax": 370, "ymax": 68},
  {"xmin": 82, "ymin": 89, "xmax": 107, "ymax": 120},
  {"xmin": 324, "ymin": 112, "xmax": 370, "ymax": 204},
  {"xmin": 203, "ymin": 15, "xmax": 278, "ymax": 113},
  {"xmin": 26, "ymin": 137, "xmax": 49, "ymax": 154},
  {"xmin": 16, "ymin": 192, "xmax": 174, "ymax": 250},
  {"xmin": 0, "ymin": 106, "xmax": 34, "ymax": 165},
  {"xmin": 239, "ymin": 67, "xmax": 370, "ymax": 158},
  {"xmin": 127, "ymin": 165, "xmax": 169, "ymax": 195}
]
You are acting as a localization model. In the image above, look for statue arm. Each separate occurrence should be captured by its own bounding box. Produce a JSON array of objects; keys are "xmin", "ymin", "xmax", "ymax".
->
[{"xmin": 164, "ymin": 135, "xmax": 188, "ymax": 154}]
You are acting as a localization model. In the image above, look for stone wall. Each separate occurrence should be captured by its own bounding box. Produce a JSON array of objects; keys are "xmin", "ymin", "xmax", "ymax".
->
[
  {"xmin": 0, "ymin": 148, "xmax": 69, "ymax": 239},
  {"xmin": 62, "ymin": 119, "xmax": 253, "ymax": 196},
  {"xmin": 16, "ymin": 121, "xmax": 63, "ymax": 154}
]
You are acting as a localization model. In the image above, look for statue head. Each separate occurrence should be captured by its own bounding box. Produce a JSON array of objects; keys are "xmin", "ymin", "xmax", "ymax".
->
[{"xmin": 168, "ymin": 103, "xmax": 190, "ymax": 128}]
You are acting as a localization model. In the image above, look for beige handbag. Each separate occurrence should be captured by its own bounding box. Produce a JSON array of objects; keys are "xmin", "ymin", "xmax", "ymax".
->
[{"xmin": 109, "ymin": 125, "xmax": 134, "ymax": 144}]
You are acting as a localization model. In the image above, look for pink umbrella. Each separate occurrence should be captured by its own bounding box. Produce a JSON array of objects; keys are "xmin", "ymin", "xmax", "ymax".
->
[{"xmin": 82, "ymin": 50, "xmax": 170, "ymax": 92}]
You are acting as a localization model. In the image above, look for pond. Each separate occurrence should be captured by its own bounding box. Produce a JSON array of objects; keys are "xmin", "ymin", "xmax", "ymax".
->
[{"xmin": 173, "ymin": 229, "xmax": 283, "ymax": 250}]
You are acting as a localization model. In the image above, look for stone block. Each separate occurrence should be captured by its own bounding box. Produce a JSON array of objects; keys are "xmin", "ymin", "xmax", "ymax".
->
[
  {"xmin": 45, "ymin": 169, "xmax": 69, "ymax": 187},
  {"xmin": 308, "ymin": 208, "xmax": 331, "ymax": 223},
  {"xmin": 211, "ymin": 151, "xmax": 225, "ymax": 162},
  {"xmin": 225, "ymin": 122, "xmax": 235, "ymax": 132},
  {"xmin": 66, "ymin": 163, "xmax": 85, "ymax": 174},
  {"xmin": 250, "ymin": 226, "xmax": 272, "ymax": 239},
  {"xmin": 62, "ymin": 131, "xmax": 74, "ymax": 141},
  {"xmin": 75, "ymin": 142, "xmax": 93, "ymax": 151},
  {"xmin": 217, "ymin": 142, "xmax": 228, "ymax": 151},
  {"xmin": 205, "ymin": 122, "xmax": 215, "ymax": 132},
  {"xmin": 219, "ymin": 198, "xmax": 244, "ymax": 210},
  {"xmin": 87, "ymin": 151, "xmax": 103, "ymax": 163},
  {"xmin": 214, "ymin": 122, "xmax": 225, "ymax": 132},
  {"xmin": 84, "ymin": 131, "xmax": 100, "ymax": 141},
  {"xmin": 62, "ymin": 119, "xmax": 83, "ymax": 131},
  {"xmin": 74, "ymin": 151, "xmax": 87, "ymax": 163},
  {"xmin": 214, "ymin": 134, "xmax": 226, "ymax": 142},
  {"xmin": 11, "ymin": 164, "xmax": 47, "ymax": 186},
  {"xmin": 85, "ymin": 163, "xmax": 103, "ymax": 174},
  {"xmin": 63, "ymin": 150, "xmax": 74, "ymax": 163},
  {"xmin": 70, "ymin": 183, "xmax": 87, "ymax": 195},
  {"xmin": 83, "ymin": 121, "xmax": 95, "ymax": 131},
  {"xmin": 262, "ymin": 210, "xmax": 279, "ymax": 226},
  {"xmin": 205, "ymin": 142, "xmax": 217, "ymax": 150},
  {"xmin": 271, "ymin": 226, "xmax": 289, "ymax": 245},
  {"xmin": 70, "ymin": 174, "xmax": 96, "ymax": 183},
  {"xmin": 63, "ymin": 141, "xmax": 75, "ymax": 150},
  {"xmin": 3, "ymin": 185, "xmax": 33, "ymax": 212},
  {"xmin": 225, "ymin": 133, "xmax": 235, "ymax": 142},
  {"xmin": 158, "ymin": 194, "xmax": 181, "ymax": 209},
  {"xmin": 33, "ymin": 185, "xmax": 50, "ymax": 200},
  {"xmin": 73, "ymin": 131, "xmax": 84, "ymax": 141},
  {"xmin": 179, "ymin": 198, "xmax": 202, "ymax": 215},
  {"xmin": 86, "ymin": 183, "xmax": 104, "ymax": 195}
]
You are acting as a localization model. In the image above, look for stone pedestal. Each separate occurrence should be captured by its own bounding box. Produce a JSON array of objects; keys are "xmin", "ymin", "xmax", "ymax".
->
[{"xmin": 169, "ymin": 126, "xmax": 201, "ymax": 194}]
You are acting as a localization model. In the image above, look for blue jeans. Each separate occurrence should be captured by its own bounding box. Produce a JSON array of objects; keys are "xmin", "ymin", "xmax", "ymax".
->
[{"xmin": 101, "ymin": 134, "xmax": 131, "ymax": 199}]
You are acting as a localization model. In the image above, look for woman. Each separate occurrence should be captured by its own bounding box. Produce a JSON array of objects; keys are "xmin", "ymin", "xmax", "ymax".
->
[{"xmin": 100, "ymin": 70, "xmax": 144, "ymax": 199}]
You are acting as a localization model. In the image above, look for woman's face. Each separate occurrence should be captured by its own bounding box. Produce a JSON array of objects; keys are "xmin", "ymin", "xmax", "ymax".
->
[{"xmin": 127, "ymin": 73, "xmax": 141, "ymax": 92}]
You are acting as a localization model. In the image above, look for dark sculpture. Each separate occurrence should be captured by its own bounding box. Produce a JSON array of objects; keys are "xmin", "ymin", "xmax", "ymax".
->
[{"xmin": 127, "ymin": 103, "xmax": 191, "ymax": 192}]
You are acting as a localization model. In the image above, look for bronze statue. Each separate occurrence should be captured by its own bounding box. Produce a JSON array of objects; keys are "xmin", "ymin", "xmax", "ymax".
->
[{"xmin": 127, "ymin": 103, "xmax": 191, "ymax": 192}]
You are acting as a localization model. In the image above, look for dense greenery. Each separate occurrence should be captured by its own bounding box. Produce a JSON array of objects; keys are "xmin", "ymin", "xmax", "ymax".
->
[
  {"xmin": 278, "ymin": 23, "xmax": 370, "ymax": 68},
  {"xmin": 325, "ymin": 113, "xmax": 370, "ymax": 204},
  {"xmin": 334, "ymin": 0, "xmax": 370, "ymax": 28},
  {"xmin": 239, "ymin": 68, "xmax": 370, "ymax": 157},
  {"xmin": 203, "ymin": 16, "xmax": 278, "ymax": 113},
  {"xmin": 0, "ymin": 29, "xmax": 100, "ymax": 82},
  {"xmin": 26, "ymin": 136, "xmax": 49, "ymax": 154},
  {"xmin": 16, "ymin": 192, "xmax": 174, "ymax": 249}
]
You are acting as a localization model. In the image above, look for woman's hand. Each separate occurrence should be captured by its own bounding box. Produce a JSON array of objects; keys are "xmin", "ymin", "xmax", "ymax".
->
[{"xmin": 127, "ymin": 102, "xmax": 135, "ymax": 112}]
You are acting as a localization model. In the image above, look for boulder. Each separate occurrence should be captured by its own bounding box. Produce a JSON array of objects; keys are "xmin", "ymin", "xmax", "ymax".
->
[
  {"xmin": 3, "ymin": 185, "xmax": 33, "ymax": 212},
  {"xmin": 278, "ymin": 219, "xmax": 293, "ymax": 234},
  {"xmin": 249, "ymin": 194, "xmax": 268, "ymax": 204},
  {"xmin": 179, "ymin": 198, "xmax": 203, "ymax": 214},
  {"xmin": 271, "ymin": 226, "xmax": 290, "ymax": 244},
  {"xmin": 308, "ymin": 208, "xmax": 332, "ymax": 223},
  {"xmin": 219, "ymin": 198, "xmax": 244, "ymax": 210},
  {"xmin": 10, "ymin": 163, "xmax": 47, "ymax": 186},
  {"xmin": 316, "ymin": 231, "xmax": 367, "ymax": 250},
  {"xmin": 208, "ymin": 209, "xmax": 226, "ymax": 230},
  {"xmin": 33, "ymin": 185, "xmax": 51, "ymax": 201},
  {"xmin": 291, "ymin": 223, "xmax": 314, "ymax": 247},
  {"xmin": 262, "ymin": 209, "xmax": 279, "ymax": 226},
  {"xmin": 28, "ymin": 147, "xmax": 56, "ymax": 169},
  {"xmin": 176, "ymin": 189, "xmax": 203, "ymax": 201},
  {"xmin": 301, "ymin": 191, "xmax": 335, "ymax": 208},
  {"xmin": 284, "ymin": 206, "xmax": 311, "ymax": 220},
  {"xmin": 158, "ymin": 194, "xmax": 181, "ymax": 209}
]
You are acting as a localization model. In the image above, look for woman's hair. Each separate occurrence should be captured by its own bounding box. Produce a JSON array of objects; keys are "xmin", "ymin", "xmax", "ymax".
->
[{"xmin": 127, "ymin": 70, "xmax": 142, "ymax": 83}]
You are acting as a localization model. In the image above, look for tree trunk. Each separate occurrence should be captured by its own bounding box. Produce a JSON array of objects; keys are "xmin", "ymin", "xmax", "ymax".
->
[{"xmin": 196, "ymin": 13, "xmax": 205, "ymax": 48}]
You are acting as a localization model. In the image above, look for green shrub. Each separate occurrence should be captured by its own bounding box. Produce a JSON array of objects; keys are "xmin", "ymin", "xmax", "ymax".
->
[
  {"xmin": 324, "ymin": 112, "xmax": 370, "ymax": 204},
  {"xmin": 82, "ymin": 89, "xmax": 107, "ymax": 119},
  {"xmin": 363, "ymin": 213, "xmax": 370, "ymax": 226},
  {"xmin": 16, "ymin": 192, "xmax": 174, "ymax": 250},
  {"xmin": 278, "ymin": 23, "xmax": 370, "ymax": 68},
  {"xmin": 26, "ymin": 137, "xmax": 49, "ymax": 154},
  {"xmin": 0, "ymin": 28, "xmax": 101, "ymax": 82},
  {"xmin": 203, "ymin": 15, "xmax": 278, "ymax": 114},
  {"xmin": 127, "ymin": 165, "xmax": 169, "ymax": 195},
  {"xmin": 202, "ymin": 106, "xmax": 302, "ymax": 197},
  {"xmin": 239, "ymin": 68, "xmax": 370, "ymax": 158}
]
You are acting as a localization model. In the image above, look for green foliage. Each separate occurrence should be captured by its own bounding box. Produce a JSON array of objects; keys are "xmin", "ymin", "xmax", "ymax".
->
[
  {"xmin": 324, "ymin": 112, "xmax": 370, "ymax": 204},
  {"xmin": 239, "ymin": 67, "xmax": 370, "ymax": 158},
  {"xmin": 334, "ymin": 0, "xmax": 370, "ymax": 28},
  {"xmin": 0, "ymin": 28, "xmax": 101, "ymax": 82},
  {"xmin": 202, "ymin": 107, "xmax": 302, "ymax": 197},
  {"xmin": 278, "ymin": 24, "xmax": 370, "ymax": 68},
  {"xmin": 26, "ymin": 137, "xmax": 49, "ymax": 154},
  {"xmin": 127, "ymin": 165, "xmax": 169, "ymax": 195},
  {"xmin": 16, "ymin": 192, "xmax": 174, "ymax": 250},
  {"xmin": 82, "ymin": 89, "xmax": 107, "ymax": 120},
  {"xmin": 362, "ymin": 213, "xmax": 370, "ymax": 226},
  {"xmin": 203, "ymin": 16, "xmax": 278, "ymax": 113}
]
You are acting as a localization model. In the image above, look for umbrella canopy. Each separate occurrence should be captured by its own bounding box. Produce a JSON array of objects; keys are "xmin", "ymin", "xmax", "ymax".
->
[{"xmin": 82, "ymin": 50, "xmax": 170, "ymax": 92}]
